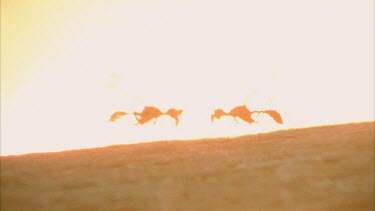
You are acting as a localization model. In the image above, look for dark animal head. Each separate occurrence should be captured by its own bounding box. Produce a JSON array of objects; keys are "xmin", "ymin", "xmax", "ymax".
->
[{"xmin": 211, "ymin": 109, "xmax": 227, "ymax": 122}]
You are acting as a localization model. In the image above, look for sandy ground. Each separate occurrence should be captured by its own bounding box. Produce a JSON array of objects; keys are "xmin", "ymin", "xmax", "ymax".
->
[{"xmin": 1, "ymin": 121, "xmax": 374, "ymax": 211}]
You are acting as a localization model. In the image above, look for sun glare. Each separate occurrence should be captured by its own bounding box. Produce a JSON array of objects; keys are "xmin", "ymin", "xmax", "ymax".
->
[{"xmin": 1, "ymin": 0, "xmax": 374, "ymax": 155}]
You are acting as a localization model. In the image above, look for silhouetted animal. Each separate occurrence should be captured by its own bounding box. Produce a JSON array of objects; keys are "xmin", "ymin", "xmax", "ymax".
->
[
  {"xmin": 211, "ymin": 105, "xmax": 283, "ymax": 124},
  {"xmin": 110, "ymin": 106, "xmax": 183, "ymax": 126},
  {"xmin": 134, "ymin": 106, "xmax": 184, "ymax": 126},
  {"xmin": 211, "ymin": 105, "xmax": 255, "ymax": 124}
]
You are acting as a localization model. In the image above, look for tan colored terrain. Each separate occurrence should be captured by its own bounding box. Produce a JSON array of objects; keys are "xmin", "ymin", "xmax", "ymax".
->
[{"xmin": 1, "ymin": 122, "xmax": 374, "ymax": 210}]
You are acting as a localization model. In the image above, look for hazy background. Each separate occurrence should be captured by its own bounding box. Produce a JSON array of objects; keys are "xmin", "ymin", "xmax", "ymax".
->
[{"xmin": 1, "ymin": 0, "xmax": 374, "ymax": 155}]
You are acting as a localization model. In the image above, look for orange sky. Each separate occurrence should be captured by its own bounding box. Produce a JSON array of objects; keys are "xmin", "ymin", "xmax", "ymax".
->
[{"xmin": 1, "ymin": 0, "xmax": 374, "ymax": 155}]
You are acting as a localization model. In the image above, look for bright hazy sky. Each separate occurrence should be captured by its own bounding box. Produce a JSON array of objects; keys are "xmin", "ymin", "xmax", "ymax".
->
[{"xmin": 1, "ymin": 0, "xmax": 374, "ymax": 155}]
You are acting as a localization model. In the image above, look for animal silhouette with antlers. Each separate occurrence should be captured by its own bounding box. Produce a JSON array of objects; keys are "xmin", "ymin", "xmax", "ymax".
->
[
  {"xmin": 211, "ymin": 105, "xmax": 283, "ymax": 124},
  {"xmin": 110, "ymin": 106, "xmax": 184, "ymax": 126}
]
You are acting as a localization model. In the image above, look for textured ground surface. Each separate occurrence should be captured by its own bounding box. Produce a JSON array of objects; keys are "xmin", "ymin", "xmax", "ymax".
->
[{"xmin": 1, "ymin": 121, "xmax": 374, "ymax": 210}]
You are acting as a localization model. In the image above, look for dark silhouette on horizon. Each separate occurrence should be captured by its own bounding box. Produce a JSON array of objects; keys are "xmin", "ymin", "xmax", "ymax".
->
[
  {"xmin": 211, "ymin": 105, "xmax": 283, "ymax": 125},
  {"xmin": 110, "ymin": 105, "xmax": 282, "ymax": 126},
  {"xmin": 109, "ymin": 106, "xmax": 184, "ymax": 126},
  {"xmin": 134, "ymin": 106, "xmax": 184, "ymax": 126}
]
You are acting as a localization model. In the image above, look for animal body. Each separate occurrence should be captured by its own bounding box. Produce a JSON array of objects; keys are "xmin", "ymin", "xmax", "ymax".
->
[{"xmin": 133, "ymin": 106, "xmax": 165, "ymax": 125}]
